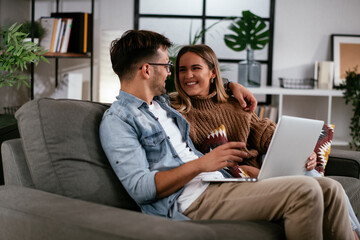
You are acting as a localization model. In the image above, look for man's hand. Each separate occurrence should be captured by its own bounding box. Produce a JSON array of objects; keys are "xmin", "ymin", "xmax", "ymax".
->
[
  {"xmin": 195, "ymin": 142, "xmax": 248, "ymax": 172},
  {"xmin": 154, "ymin": 141, "xmax": 247, "ymax": 199},
  {"xmin": 229, "ymin": 82, "xmax": 258, "ymax": 112},
  {"xmin": 306, "ymin": 152, "xmax": 317, "ymax": 170}
]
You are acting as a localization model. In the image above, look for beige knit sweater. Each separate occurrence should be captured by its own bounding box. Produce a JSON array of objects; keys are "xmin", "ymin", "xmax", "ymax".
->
[{"xmin": 181, "ymin": 92, "xmax": 276, "ymax": 168}]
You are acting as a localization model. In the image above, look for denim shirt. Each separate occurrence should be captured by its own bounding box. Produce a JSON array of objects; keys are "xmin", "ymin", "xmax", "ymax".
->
[{"xmin": 99, "ymin": 90, "xmax": 204, "ymax": 220}]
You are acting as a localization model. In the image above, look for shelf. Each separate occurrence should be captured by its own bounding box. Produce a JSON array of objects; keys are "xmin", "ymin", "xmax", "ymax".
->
[
  {"xmin": 247, "ymin": 86, "xmax": 350, "ymax": 147},
  {"xmin": 248, "ymin": 86, "xmax": 344, "ymax": 96},
  {"xmin": 30, "ymin": 0, "xmax": 94, "ymax": 101},
  {"xmin": 248, "ymin": 86, "xmax": 346, "ymax": 129},
  {"xmin": 44, "ymin": 52, "xmax": 91, "ymax": 58}
]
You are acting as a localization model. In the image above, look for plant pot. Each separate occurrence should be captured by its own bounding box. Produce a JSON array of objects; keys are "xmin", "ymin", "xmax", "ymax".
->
[
  {"xmin": 238, "ymin": 49, "xmax": 261, "ymax": 87},
  {"xmin": 24, "ymin": 38, "xmax": 39, "ymax": 45}
]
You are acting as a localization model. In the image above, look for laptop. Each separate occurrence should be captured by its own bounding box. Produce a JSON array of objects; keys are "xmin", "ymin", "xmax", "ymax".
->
[{"xmin": 202, "ymin": 115, "xmax": 324, "ymax": 182}]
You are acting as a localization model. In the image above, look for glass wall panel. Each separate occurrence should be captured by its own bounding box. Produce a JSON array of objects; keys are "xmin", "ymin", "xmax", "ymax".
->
[
  {"xmin": 206, "ymin": 0, "xmax": 270, "ymax": 18},
  {"xmin": 220, "ymin": 63, "xmax": 238, "ymax": 82},
  {"xmin": 205, "ymin": 20, "xmax": 269, "ymax": 60},
  {"xmin": 139, "ymin": 0, "xmax": 203, "ymax": 15},
  {"xmin": 139, "ymin": 18, "xmax": 202, "ymax": 47}
]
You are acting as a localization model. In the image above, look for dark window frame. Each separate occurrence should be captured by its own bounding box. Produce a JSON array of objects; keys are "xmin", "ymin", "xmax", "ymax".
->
[{"xmin": 134, "ymin": 0, "xmax": 276, "ymax": 88}]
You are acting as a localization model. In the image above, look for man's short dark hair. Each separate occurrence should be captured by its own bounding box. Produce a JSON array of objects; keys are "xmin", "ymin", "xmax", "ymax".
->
[{"xmin": 110, "ymin": 30, "xmax": 172, "ymax": 80}]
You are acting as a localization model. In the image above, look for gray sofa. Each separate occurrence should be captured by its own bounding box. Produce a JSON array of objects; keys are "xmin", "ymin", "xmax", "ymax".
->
[{"xmin": 1, "ymin": 98, "xmax": 359, "ymax": 240}]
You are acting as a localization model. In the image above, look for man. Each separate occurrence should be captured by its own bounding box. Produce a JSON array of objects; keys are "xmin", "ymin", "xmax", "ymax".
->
[{"xmin": 100, "ymin": 30, "xmax": 354, "ymax": 240}]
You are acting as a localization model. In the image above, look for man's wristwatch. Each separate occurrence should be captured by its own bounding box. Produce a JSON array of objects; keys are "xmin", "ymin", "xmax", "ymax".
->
[{"xmin": 223, "ymin": 78, "xmax": 232, "ymax": 95}]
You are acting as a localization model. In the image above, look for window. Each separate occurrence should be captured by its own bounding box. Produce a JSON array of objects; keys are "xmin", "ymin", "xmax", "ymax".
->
[{"xmin": 134, "ymin": 0, "xmax": 275, "ymax": 89}]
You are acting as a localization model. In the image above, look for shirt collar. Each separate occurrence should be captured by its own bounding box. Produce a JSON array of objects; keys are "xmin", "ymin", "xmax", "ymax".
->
[
  {"xmin": 116, "ymin": 90, "xmax": 169, "ymax": 109},
  {"xmin": 117, "ymin": 90, "xmax": 148, "ymax": 109}
]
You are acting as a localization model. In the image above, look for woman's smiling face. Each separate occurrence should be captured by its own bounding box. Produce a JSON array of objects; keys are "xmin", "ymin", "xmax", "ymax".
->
[{"xmin": 178, "ymin": 52, "xmax": 215, "ymax": 97}]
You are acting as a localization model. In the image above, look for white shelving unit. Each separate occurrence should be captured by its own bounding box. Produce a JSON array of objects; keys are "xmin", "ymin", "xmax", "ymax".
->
[{"xmin": 249, "ymin": 87, "xmax": 350, "ymax": 147}]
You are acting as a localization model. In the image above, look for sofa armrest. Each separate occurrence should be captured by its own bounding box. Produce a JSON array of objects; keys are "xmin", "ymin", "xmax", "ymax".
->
[
  {"xmin": 0, "ymin": 185, "xmax": 217, "ymax": 240},
  {"xmin": 325, "ymin": 148, "xmax": 360, "ymax": 179},
  {"xmin": 1, "ymin": 139, "xmax": 34, "ymax": 187}
]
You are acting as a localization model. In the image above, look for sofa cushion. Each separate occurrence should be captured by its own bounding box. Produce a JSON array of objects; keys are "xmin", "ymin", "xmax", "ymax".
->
[
  {"xmin": 329, "ymin": 176, "xmax": 360, "ymax": 221},
  {"xmin": 15, "ymin": 98, "xmax": 139, "ymax": 211},
  {"xmin": 314, "ymin": 124, "xmax": 334, "ymax": 176},
  {"xmin": 193, "ymin": 220, "xmax": 285, "ymax": 240}
]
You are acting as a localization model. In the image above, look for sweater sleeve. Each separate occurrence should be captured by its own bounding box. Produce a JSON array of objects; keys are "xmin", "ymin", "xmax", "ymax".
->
[{"xmin": 248, "ymin": 112, "xmax": 276, "ymax": 154}]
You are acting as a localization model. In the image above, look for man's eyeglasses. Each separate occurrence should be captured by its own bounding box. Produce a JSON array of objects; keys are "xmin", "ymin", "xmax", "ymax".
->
[{"xmin": 140, "ymin": 61, "xmax": 173, "ymax": 73}]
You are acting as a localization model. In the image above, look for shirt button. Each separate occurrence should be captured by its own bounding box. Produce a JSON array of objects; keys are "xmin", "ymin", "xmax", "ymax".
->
[
  {"xmin": 173, "ymin": 154, "xmax": 178, "ymax": 158},
  {"xmin": 155, "ymin": 117, "xmax": 159, "ymax": 121}
]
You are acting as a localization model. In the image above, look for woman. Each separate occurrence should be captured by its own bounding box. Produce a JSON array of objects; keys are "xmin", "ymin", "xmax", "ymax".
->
[
  {"xmin": 170, "ymin": 44, "xmax": 360, "ymax": 238},
  {"xmin": 171, "ymin": 44, "xmax": 280, "ymax": 177}
]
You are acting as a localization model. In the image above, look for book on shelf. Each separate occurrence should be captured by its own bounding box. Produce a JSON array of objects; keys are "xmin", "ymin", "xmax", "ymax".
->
[
  {"xmin": 60, "ymin": 18, "xmax": 73, "ymax": 53},
  {"xmin": 314, "ymin": 61, "xmax": 334, "ymax": 90},
  {"xmin": 39, "ymin": 17, "xmax": 61, "ymax": 52},
  {"xmin": 268, "ymin": 106, "xmax": 278, "ymax": 122},
  {"xmin": 55, "ymin": 20, "xmax": 65, "ymax": 52},
  {"xmin": 259, "ymin": 106, "xmax": 265, "ymax": 120},
  {"xmin": 51, "ymin": 12, "xmax": 92, "ymax": 54},
  {"xmin": 256, "ymin": 105, "xmax": 278, "ymax": 122},
  {"xmin": 51, "ymin": 18, "xmax": 62, "ymax": 53},
  {"xmin": 40, "ymin": 17, "xmax": 56, "ymax": 51}
]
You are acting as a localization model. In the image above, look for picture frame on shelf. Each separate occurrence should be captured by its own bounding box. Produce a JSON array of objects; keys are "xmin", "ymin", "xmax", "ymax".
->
[{"xmin": 331, "ymin": 34, "xmax": 360, "ymax": 87}]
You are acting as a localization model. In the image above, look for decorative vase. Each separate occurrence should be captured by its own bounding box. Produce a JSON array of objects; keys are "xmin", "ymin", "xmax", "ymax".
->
[{"xmin": 238, "ymin": 49, "xmax": 261, "ymax": 87}]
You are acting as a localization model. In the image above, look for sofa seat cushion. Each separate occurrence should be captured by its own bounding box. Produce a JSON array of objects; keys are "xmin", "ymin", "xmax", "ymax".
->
[
  {"xmin": 193, "ymin": 220, "xmax": 285, "ymax": 240},
  {"xmin": 15, "ymin": 98, "xmax": 139, "ymax": 211},
  {"xmin": 329, "ymin": 176, "xmax": 360, "ymax": 221}
]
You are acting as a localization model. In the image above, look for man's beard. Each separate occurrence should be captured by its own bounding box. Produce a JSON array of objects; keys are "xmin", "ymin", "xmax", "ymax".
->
[
  {"xmin": 151, "ymin": 71, "xmax": 167, "ymax": 96},
  {"xmin": 156, "ymin": 83, "xmax": 167, "ymax": 95}
]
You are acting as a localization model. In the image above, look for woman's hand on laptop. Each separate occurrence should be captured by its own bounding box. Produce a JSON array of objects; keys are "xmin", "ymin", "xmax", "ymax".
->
[{"xmin": 305, "ymin": 152, "xmax": 317, "ymax": 170}]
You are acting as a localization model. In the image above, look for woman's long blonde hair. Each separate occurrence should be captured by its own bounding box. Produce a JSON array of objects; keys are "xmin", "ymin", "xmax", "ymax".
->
[{"xmin": 170, "ymin": 44, "xmax": 228, "ymax": 113}]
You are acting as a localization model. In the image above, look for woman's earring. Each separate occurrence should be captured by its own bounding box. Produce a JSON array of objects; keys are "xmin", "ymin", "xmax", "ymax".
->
[{"xmin": 211, "ymin": 78, "xmax": 215, "ymax": 84}]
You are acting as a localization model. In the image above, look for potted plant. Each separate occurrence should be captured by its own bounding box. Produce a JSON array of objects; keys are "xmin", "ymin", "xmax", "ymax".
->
[
  {"xmin": 224, "ymin": 10, "xmax": 269, "ymax": 87},
  {"xmin": 337, "ymin": 67, "xmax": 360, "ymax": 151},
  {"xmin": 0, "ymin": 23, "xmax": 48, "ymax": 89},
  {"xmin": 19, "ymin": 20, "xmax": 46, "ymax": 44},
  {"xmin": 0, "ymin": 23, "xmax": 49, "ymax": 139}
]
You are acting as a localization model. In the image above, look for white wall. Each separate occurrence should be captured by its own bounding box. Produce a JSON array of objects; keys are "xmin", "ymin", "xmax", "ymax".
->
[{"xmin": 272, "ymin": 0, "xmax": 360, "ymax": 86}]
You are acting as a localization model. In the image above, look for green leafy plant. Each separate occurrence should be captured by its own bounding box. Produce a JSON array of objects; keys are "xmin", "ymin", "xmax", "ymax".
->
[
  {"xmin": 0, "ymin": 23, "xmax": 49, "ymax": 89},
  {"xmin": 224, "ymin": 10, "xmax": 269, "ymax": 51},
  {"xmin": 337, "ymin": 67, "xmax": 360, "ymax": 151},
  {"xmin": 19, "ymin": 20, "xmax": 46, "ymax": 39}
]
